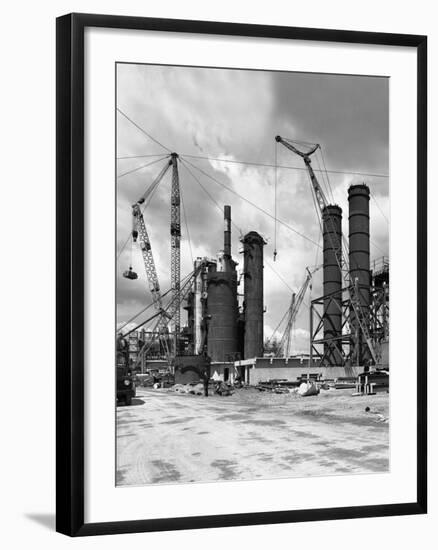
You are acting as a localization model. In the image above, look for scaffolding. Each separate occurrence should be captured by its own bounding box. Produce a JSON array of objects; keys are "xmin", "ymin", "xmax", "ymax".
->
[{"xmin": 309, "ymin": 257, "xmax": 389, "ymax": 369}]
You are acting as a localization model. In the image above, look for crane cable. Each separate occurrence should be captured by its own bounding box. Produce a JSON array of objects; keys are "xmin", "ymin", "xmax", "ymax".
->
[
  {"xmin": 179, "ymin": 158, "xmax": 243, "ymax": 236},
  {"xmin": 116, "ymin": 108, "xmax": 172, "ymax": 153},
  {"xmin": 178, "ymin": 153, "xmax": 389, "ymax": 179},
  {"xmin": 119, "ymin": 269, "xmax": 196, "ymax": 336},
  {"xmin": 117, "ymin": 156, "xmax": 171, "ymax": 260},
  {"xmin": 370, "ymin": 187, "xmax": 389, "ymax": 225},
  {"xmin": 129, "ymin": 233, "xmax": 133, "ymax": 269},
  {"xmin": 180, "ymin": 156, "xmax": 321, "ymax": 249},
  {"xmin": 117, "ymin": 155, "xmax": 170, "ymax": 179},
  {"xmin": 319, "ymin": 148, "xmax": 336, "ymax": 204},
  {"xmin": 133, "ymin": 264, "xmax": 205, "ymax": 358},
  {"xmin": 117, "ymin": 286, "xmax": 173, "ymax": 334},
  {"xmin": 316, "ymin": 148, "xmax": 335, "ymax": 205},
  {"xmin": 117, "ymin": 153, "xmax": 170, "ymax": 160},
  {"xmin": 264, "ymin": 259, "xmax": 295, "ymax": 294},
  {"xmin": 274, "ymin": 140, "xmax": 278, "ymax": 261},
  {"xmin": 179, "ymin": 176, "xmax": 194, "ymax": 265},
  {"xmin": 266, "ymin": 307, "xmax": 290, "ymax": 347}
]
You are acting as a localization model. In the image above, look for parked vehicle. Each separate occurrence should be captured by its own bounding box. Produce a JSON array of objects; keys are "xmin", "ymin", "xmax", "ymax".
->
[{"xmin": 117, "ymin": 366, "xmax": 135, "ymax": 405}]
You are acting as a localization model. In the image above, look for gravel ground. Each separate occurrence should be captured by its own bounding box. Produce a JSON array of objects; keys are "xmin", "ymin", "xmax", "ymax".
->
[{"xmin": 116, "ymin": 386, "xmax": 389, "ymax": 486}]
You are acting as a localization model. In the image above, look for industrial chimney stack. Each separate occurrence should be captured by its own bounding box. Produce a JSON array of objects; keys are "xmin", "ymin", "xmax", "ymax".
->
[
  {"xmin": 242, "ymin": 231, "xmax": 266, "ymax": 359},
  {"xmin": 322, "ymin": 204, "xmax": 343, "ymax": 365},
  {"xmin": 224, "ymin": 205, "xmax": 231, "ymax": 258},
  {"xmin": 348, "ymin": 184, "xmax": 371, "ymax": 365},
  {"xmin": 206, "ymin": 206, "xmax": 239, "ymax": 362}
]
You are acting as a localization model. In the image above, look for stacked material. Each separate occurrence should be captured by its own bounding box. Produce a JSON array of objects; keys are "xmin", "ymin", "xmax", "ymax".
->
[
  {"xmin": 171, "ymin": 383, "xmax": 204, "ymax": 395},
  {"xmin": 297, "ymin": 382, "xmax": 320, "ymax": 397},
  {"xmin": 257, "ymin": 379, "xmax": 300, "ymax": 393}
]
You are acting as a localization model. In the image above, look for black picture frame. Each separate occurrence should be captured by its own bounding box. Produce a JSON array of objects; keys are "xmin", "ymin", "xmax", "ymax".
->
[{"xmin": 56, "ymin": 12, "xmax": 427, "ymax": 537}]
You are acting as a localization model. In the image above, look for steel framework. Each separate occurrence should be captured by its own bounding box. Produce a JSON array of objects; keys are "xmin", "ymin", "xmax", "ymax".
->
[
  {"xmin": 169, "ymin": 153, "xmax": 181, "ymax": 354},
  {"xmin": 309, "ymin": 279, "xmax": 389, "ymax": 369},
  {"xmin": 309, "ymin": 287, "xmax": 353, "ymax": 369}
]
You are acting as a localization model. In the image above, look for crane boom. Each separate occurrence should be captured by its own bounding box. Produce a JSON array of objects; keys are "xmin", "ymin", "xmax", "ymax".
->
[
  {"xmin": 130, "ymin": 159, "xmax": 172, "ymax": 356},
  {"xmin": 278, "ymin": 266, "xmax": 321, "ymax": 357},
  {"xmin": 132, "ymin": 205, "xmax": 163, "ymax": 311},
  {"xmin": 131, "ymin": 160, "xmax": 171, "ymax": 310},
  {"xmin": 275, "ymin": 136, "xmax": 328, "ymax": 211},
  {"xmin": 135, "ymin": 261, "xmax": 207, "ymax": 365}
]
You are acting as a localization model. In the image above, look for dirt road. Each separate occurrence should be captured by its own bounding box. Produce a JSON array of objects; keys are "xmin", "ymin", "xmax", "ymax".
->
[{"xmin": 116, "ymin": 387, "xmax": 389, "ymax": 486}]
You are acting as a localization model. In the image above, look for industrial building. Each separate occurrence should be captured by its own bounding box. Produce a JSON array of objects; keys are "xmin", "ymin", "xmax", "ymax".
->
[
  {"xmin": 120, "ymin": 138, "xmax": 389, "ymax": 385},
  {"xmin": 173, "ymin": 184, "xmax": 388, "ymax": 384}
]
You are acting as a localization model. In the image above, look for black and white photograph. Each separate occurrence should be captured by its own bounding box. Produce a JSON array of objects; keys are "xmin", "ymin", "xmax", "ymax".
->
[
  {"xmin": 115, "ymin": 63, "xmax": 390, "ymax": 487},
  {"xmin": 0, "ymin": 1, "xmax": 431, "ymax": 545}
]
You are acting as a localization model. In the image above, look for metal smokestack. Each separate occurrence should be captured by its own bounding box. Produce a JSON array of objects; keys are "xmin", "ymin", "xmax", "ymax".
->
[
  {"xmin": 242, "ymin": 231, "xmax": 266, "ymax": 359},
  {"xmin": 322, "ymin": 204, "xmax": 343, "ymax": 365},
  {"xmin": 224, "ymin": 205, "xmax": 231, "ymax": 259},
  {"xmin": 207, "ymin": 206, "xmax": 238, "ymax": 362},
  {"xmin": 348, "ymin": 184, "xmax": 371, "ymax": 365}
]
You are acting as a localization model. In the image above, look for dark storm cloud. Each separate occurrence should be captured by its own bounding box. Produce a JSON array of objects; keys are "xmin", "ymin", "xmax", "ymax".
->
[
  {"xmin": 116, "ymin": 64, "xmax": 389, "ymax": 352},
  {"xmin": 272, "ymin": 72, "xmax": 389, "ymax": 174}
]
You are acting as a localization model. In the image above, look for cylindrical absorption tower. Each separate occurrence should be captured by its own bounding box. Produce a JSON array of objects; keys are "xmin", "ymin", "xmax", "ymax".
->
[
  {"xmin": 348, "ymin": 184, "xmax": 371, "ymax": 365},
  {"xmin": 322, "ymin": 204, "xmax": 343, "ymax": 365},
  {"xmin": 207, "ymin": 206, "xmax": 238, "ymax": 362},
  {"xmin": 242, "ymin": 231, "xmax": 266, "ymax": 359}
]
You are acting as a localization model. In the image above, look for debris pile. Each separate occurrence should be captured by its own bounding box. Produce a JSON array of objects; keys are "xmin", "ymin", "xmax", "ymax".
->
[{"xmin": 171, "ymin": 383, "xmax": 204, "ymax": 395}]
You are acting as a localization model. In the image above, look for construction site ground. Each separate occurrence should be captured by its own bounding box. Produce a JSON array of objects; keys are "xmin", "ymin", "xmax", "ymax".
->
[{"xmin": 116, "ymin": 386, "xmax": 389, "ymax": 486}]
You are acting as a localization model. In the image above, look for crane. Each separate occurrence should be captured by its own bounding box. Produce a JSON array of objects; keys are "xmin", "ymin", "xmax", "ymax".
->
[
  {"xmin": 275, "ymin": 137, "xmax": 352, "ymax": 261},
  {"xmin": 275, "ymin": 136, "xmax": 378, "ymax": 364},
  {"xmin": 127, "ymin": 161, "xmax": 170, "ymax": 304},
  {"xmin": 277, "ymin": 266, "xmax": 321, "ymax": 358},
  {"xmin": 169, "ymin": 153, "xmax": 181, "ymax": 355},
  {"xmin": 134, "ymin": 260, "xmax": 208, "ymax": 367},
  {"xmin": 275, "ymin": 137, "xmax": 327, "ymax": 211},
  {"xmin": 123, "ymin": 153, "xmax": 183, "ymax": 358},
  {"xmin": 125, "ymin": 158, "xmax": 173, "ymax": 355}
]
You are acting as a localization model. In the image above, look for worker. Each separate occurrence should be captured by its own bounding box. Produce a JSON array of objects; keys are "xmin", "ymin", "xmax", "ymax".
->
[
  {"xmin": 116, "ymin": 333, "xmax": 127, "ymax": 352},
  {"xmin": 201, "ymin": 365, "xmax": 210, "ymax": 397},
  {"xmin": 116, "ymin": 334, "xmax": 129, "ymax": 368},
  {"xmin": 363, "ymin": 359, "xmax": 370, "ymax": 373}
]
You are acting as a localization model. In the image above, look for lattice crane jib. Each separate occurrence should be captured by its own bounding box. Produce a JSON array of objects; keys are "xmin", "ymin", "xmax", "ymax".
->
[
  {"xmin": 135, "ymin": 261, "xmax": 206, "ymax": 366},
  {"xmin": 129, "ymin": 159, "xmax": 172, "ymax": 356},
  {"xmin": 282, "ymin": 293, "xmax": 296, "ymax": 358},
  {"xmin": 275, "ymin": 136, "xmax": 327, "ymax": 210},
  {"xmin": 132, "ymin": 205, "xmax": 163, "ymax": 312},
  {"xmin": 170, "ymin": 153, "xmax": 181, "ymax": 353},
  {"xmin": 279, "ymin": 266, "xmax": 320, "ymax": 358}
]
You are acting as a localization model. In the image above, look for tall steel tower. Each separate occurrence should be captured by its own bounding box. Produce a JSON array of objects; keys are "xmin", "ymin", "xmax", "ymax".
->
[{"xmin": 170, "ymin": 153, "xmax": 181, "ymax": 354}]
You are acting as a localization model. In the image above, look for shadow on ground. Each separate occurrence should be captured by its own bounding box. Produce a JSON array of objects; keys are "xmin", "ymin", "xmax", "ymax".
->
[
  {"xmin": 25, "ymin": 513, "xmax": 55, "ymax": 531},
  {"xmin": 117, "ymin": 398, "xmax": 145, "ymax": 407}
]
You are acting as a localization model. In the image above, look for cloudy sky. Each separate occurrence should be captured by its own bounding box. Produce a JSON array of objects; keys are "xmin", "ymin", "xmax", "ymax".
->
[{"xmin": 116, "ymin": 63, "xmax": 389, "ymax": 353}]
